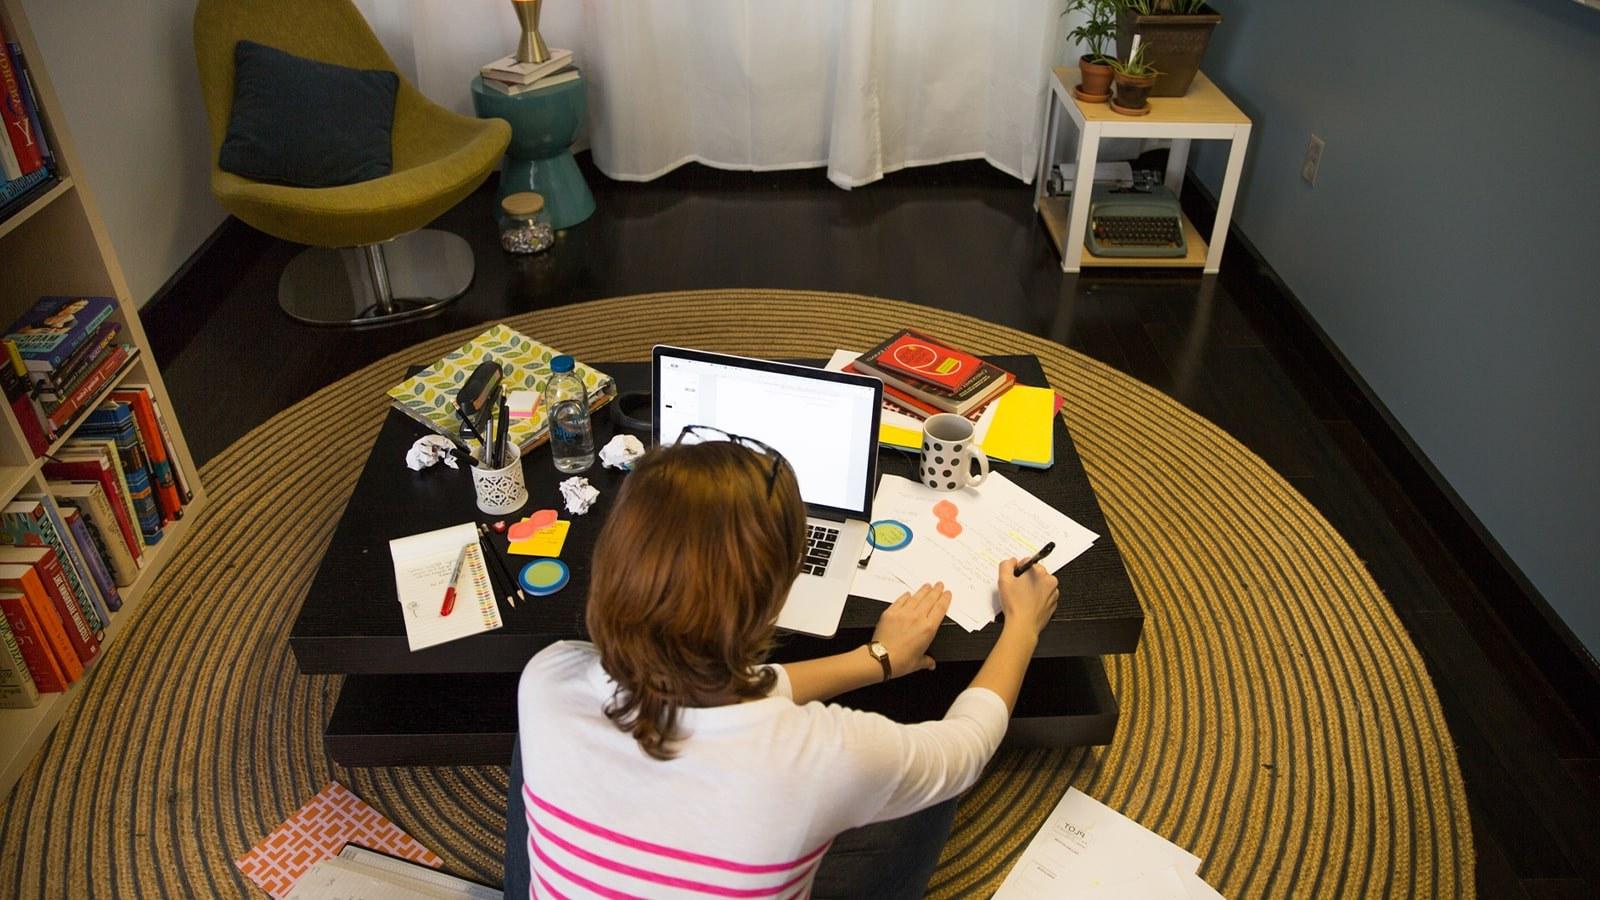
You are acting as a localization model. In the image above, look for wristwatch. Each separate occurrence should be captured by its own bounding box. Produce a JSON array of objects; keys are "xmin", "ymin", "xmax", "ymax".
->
[{"xmin": 866, "ymin": 642, "xmax": 892, "ymax": 682}]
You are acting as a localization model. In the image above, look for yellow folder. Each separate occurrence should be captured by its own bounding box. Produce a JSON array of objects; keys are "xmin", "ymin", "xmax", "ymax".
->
[{"xmin": 980, "ymin": 386, "xmax": 1056, "ymax": 468}]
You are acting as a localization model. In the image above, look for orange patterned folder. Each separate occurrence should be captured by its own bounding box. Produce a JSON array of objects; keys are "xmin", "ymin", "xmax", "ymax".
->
[{"xmin": 235, "ymin": 782, "xmax": 442, "ymax": 898}]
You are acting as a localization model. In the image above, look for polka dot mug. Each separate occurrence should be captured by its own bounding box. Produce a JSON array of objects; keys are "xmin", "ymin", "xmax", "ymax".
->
[{"xmin": 919, "ymin": 413, "xmax": 990, "ymax": 492}]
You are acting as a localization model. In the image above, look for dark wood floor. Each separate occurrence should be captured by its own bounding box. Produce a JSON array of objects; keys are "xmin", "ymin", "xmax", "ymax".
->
[{"xmin": 143, "ymin": 157, "xmax": 1599, "ymax": 897}]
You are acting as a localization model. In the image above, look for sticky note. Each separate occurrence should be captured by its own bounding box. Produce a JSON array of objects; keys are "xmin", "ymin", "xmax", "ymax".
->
[
  {"xmin": 508, "ymin": 390, "xmax": 540, "ymax": 420},
  {"xmin": 509, "ymin": 519, "xmax": 571, "ymax": 557},
  {"xmin": 507, "ymin": 509, "xmax": 559, "ymax": 541}
]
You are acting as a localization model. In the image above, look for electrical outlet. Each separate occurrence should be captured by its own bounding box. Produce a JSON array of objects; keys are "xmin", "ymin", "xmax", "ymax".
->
[{"xmin": 1302, "ymin": 134, "xmax": 1325, "ymax": 186}]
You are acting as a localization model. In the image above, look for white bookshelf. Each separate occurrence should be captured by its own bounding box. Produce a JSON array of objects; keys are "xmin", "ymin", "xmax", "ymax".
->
[{"xmin": 0, "ymin": 0, "xmax": 207, "ymax": 800}]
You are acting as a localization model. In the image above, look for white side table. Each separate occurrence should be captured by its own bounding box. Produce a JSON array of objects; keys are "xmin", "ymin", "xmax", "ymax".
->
[{"xmin": 1033, "ymin": 69, "xmax": 1251, "ymax": 274}]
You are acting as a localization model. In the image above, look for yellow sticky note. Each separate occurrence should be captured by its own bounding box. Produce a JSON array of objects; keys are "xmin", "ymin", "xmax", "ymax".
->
[
  {"xmin": 508, "ymin": 520, "xmax": 571, "ymax": 557},
  {"xmin": 879, "ymin": 423, "xmax": 923, "ymax": 450},
  {"xmin": 981, "ymin": 386, "xmax": 1056, "ymax": 466}
]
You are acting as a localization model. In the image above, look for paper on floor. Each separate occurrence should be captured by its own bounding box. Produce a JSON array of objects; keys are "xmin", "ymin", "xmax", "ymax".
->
[{"xmin": 994, "ymin": 787, "xmax": 1224, "ymax": 899}]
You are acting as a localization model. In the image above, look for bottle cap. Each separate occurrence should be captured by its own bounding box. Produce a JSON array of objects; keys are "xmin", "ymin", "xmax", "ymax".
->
[
  {"xmin": 501, "ymin": 192, "xmax": 545, "ymax": 217},
  {"xmin": 550, "ymin": 354, "xmax": 575, "ymax": 373}
]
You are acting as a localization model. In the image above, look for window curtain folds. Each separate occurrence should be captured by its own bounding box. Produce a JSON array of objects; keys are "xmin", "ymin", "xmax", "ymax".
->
[{"xmin": 356, "ymin": 0, "xmax": 1064, "ymax": 189}]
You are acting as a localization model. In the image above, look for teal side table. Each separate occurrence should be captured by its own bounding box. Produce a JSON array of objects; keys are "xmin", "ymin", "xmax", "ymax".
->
[{"xmin": 471, "ymin": 74, "xmax": 595, "ymax": 230}]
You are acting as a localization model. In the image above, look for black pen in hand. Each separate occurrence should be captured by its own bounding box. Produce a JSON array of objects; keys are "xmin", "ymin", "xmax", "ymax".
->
[{"xmin": 1013, "ymin": 542, "xmax": 1055, "ymax": 577}]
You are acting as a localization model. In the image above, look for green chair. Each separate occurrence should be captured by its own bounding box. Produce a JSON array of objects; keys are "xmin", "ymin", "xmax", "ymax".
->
[{"xmin": 194, "ymin": 0, "xmax": 510, "ymax": 327}]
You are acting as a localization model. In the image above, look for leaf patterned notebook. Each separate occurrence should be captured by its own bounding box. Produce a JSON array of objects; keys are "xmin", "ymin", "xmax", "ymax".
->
[{"xmin": 386, "ymin": 325, "xmax": 615, "ymax": 453}]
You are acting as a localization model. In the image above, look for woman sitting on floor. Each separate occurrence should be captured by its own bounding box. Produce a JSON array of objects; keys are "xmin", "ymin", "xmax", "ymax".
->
[{"xmin": 505, "ymin": 439, "xmax": 1059, "ymax": 899}]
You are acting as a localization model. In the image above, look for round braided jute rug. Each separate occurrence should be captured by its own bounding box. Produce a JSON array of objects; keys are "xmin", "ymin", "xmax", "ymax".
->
[{"xmin": 0, "ymin": 290, "xmax": 1472, "ymax": 898}]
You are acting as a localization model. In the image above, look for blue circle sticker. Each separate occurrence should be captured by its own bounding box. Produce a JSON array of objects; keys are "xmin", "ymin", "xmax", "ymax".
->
[
  {"xmin": 868, "ymin": 519, "xmax": 913, "ymax": 551},
  {"xmin": 518, "ymin": 559, "xmax": 570, "ymax": 596}
]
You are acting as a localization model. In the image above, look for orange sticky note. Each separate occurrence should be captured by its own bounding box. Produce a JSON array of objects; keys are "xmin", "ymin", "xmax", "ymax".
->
[{"xmin": 508, "ymin": 520, "xmax": 571, "ymax": 557}]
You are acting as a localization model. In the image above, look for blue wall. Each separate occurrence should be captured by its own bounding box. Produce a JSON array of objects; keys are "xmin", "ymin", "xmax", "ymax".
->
[{"xmin": 1191, "ymin": 0, "xmax": 1600, "ymax": 655}]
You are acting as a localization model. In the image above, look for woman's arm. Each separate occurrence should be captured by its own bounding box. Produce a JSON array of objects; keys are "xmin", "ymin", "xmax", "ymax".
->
[{"xmin": 780, "ymin": 582, "xmax": 951, "ymax": 705}]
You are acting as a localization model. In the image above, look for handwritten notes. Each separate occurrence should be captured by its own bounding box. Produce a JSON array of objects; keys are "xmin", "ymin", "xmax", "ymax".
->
[
  {"xmin": 390, "ymin": 523, "xmax": 501, "ymax": 651},
  {"xmin": 853, "ymin": 474, "xmax": 1097, "ymax": 631}
]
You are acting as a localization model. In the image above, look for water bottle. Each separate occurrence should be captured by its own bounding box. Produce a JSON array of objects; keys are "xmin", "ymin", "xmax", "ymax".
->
[{"xmin": 544, "ymin": 355, "xmax": 595, "ymax": 472}]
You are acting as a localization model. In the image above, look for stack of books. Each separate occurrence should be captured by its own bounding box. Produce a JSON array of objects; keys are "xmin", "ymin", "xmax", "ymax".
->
[
  {"xmin": 0, "ymin": 19, "xmax": 58, "ymax": 221},
  {"xmin": 846, "ymin": 328, "xmax": 1016, "ymax": 420},
  {"xmin": 2, "ymin": 295, "xmax": 136, "ymax": 451},
  {"xmin": 480, "ymin": 48, "xmax": 578, "ymax": 96}
]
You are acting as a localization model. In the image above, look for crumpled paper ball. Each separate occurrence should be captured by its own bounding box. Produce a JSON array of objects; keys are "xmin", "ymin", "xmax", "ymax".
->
[
  {"xmin": 599, "ymin": 434, "xmax": 645, "ymax": 470},
  {"xmin": 559, "ymin": 476, "xmax": 600, "ymax": 515},
  {"xmin": 405, "ymin": 435, "xmax": 460, "ymax": 471}
]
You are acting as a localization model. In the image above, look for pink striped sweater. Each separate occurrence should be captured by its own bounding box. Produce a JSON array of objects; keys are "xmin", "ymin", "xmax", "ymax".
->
[{"xmin": 517, "ymin": 641, "xmax": 1009, "ymax": 898}]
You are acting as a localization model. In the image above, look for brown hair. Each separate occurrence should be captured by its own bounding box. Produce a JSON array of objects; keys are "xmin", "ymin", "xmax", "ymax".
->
[{"xmin": 585, "ymin": 441, "xmax": 807, "ymax": 760}]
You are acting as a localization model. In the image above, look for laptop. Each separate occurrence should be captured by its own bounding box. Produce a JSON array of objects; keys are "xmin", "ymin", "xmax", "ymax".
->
[{"xmin": 652, "ymin": 345, "xmax": 883, "ymax": 637}]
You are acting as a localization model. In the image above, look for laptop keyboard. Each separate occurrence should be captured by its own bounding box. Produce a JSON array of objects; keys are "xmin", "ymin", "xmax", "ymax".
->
[{"xmin": 802, "ymin": 524, "xmax": 839, "ymax": 576}]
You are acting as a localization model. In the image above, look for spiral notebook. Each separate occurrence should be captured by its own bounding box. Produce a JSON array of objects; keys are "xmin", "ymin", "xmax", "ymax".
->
[{"xmin": 390, "ymin": 523, "xmax": 501, "ymax": 651}]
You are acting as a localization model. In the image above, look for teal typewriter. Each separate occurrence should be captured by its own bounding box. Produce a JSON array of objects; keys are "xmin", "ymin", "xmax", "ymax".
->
[{"xmin": 1085, "ymin": 184, "xmax": 1187, "ymax": 258}]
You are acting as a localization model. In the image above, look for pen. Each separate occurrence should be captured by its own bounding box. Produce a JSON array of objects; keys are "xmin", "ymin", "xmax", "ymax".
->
[
  {"xmin": 495, "ymin": 396, "xmax": 510, "ymax": 469},
  {"xmin": 440, "ymin": 543, "xmax": 472, "ymax": 616},
  {"xmin": 1013, "ymin": 542, "xmax": 1056, "ymax": 577}
]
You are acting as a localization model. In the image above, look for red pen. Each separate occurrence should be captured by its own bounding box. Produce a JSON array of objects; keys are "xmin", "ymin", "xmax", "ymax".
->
[{"xmin": 440, "ymin": 543, "xmax": 472, "ymax": 616}]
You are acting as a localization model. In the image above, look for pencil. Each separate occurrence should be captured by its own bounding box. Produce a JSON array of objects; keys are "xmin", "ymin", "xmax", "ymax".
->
[{"xmin": 478, "ymin": 523, "xmax": 527, "ymax": 607}]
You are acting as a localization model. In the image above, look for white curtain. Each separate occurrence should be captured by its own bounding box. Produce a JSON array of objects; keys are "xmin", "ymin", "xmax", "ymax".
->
[{"xmin": 356, "ymin": 0, "xmax": 1067, "ymax": 189}]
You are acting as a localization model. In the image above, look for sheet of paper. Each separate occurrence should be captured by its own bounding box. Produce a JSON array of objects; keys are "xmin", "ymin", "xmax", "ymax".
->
[
  {"xmin": 993, "ymin": 788, "xmax": 1203, "ymax": 899},
  {"xmin": 866, "ymin": 474, "xmax": 1098, "ymax": 631},
  {"xmin": 390, "ymin": 523, "xmax": 501, "ymax": 652},
  {"xmin": 508, "ymin": 519, "xmax": 570, "ymax": 557},
  {"xmin": 235, "ymin": 782, "xmax": 441, "ymax": 898}
]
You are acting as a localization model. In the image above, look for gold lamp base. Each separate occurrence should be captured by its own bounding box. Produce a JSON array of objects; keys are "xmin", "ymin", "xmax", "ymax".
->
[{"xmin": 512, "ymin": 0, "xmax": 550, "ymax": 64}]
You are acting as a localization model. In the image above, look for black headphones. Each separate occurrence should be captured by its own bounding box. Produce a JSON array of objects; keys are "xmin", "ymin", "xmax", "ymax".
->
[{"xmin": 611, "ymin": 390, "xmax": 652, "ymax": 435}]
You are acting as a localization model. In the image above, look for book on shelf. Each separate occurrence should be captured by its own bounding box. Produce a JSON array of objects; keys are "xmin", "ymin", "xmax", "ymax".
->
[
  {"xmin": 847, "ymin": 328, "xmax": 1016, "ymax": 417},
  {"xmin": 81, "ymin": 400, "xmax": 170, "ymax": 528},
  {"xmin": 0, "ymin": 23, "xmax": 46, "ymax": 176},
  {"xmin": 3, "ymin": 296, "xmax": 115, "ymax": 375},
  {"xmin": 6, "ymin": 39, "xmax": 52, "ymax": 170},
  {"xmin": 51, "ymin": 481, "xmax": 138, "ymax": 586},
  {"xmin": 0, "ymin": 587, "xmax": 72, "ymax": 693},
  {"xmin": 0, "ymin": 551, "xmax": 99, "ymax": 667},
  {"xmin": 62, "ymin": 436, "xmax": 159, "ymax": 546},
  {"xmin": 43, "ymin": 448, "xmax": 145, "ymax": 563},
  {"xmin": 44, "ymin": 343, "xmax": 132, "ymax": 432},
  {"xmin": 3, "ymin": 497, "xmax": 111, "ymax": 627},
  {"xmin": 61, "ymin": 508, "xmax": 119, "ymax": 612},
  {"xmin": 0, "ymin": 105, "xmax": 18, "ymax": 180},
  {"xmin": 387, "ymin": 324, "xmax": 615, "ymax": 455},
  {"xmin": 0, "ymin": 163, "xmax": 51, "ymax": 213},
  {"xmin": 128, "ymin": 384, "xmax": 194, "ymax": 503},
  {"xmin": 481, "ymin": 65, "xmax": 579, "ymax": 95},
  {"xmin": 110, "ymin": 388, "xmax": 183, "ymax": 522},
  {"xmin": 36, "ymin": 321, "xmax": 120, "ymax": 401},
  {"xmin": 0, "ymin": 615, "xmax": 40, "ymax": 708},
  {"xmin": 0, "ymin": 343, "xmax": 46, "ymax": 456},
  {"xmin": 481, "ymin": 48, "xmax": 573, "ymax": 84}
]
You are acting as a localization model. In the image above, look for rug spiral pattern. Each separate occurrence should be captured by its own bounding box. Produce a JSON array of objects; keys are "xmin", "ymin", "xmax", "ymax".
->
[{"xmin": 0, "ymin": 291, "xmax": 1472, "ymax": 898}]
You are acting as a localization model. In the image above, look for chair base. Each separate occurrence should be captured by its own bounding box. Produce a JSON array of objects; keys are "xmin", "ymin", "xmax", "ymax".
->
[{"xmin": 278, "ymin": 230, "xmax": 475, "ymax": 328}]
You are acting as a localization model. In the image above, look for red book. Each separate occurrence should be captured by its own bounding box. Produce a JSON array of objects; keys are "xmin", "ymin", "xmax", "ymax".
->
[
  {"xmin": 0, "ymin": 556, "xmax": 97, "ymax": 668},
  {"xmin": 868, "ymin": 329, "xmax": 986, "ymax": 391},
  {"xmin": 41, "ymin": 455, "xmax": 141, "ymax": 564},
  {"xmin": 0, "ymin": 26, "xmax": 43, "ymax": 175},
  {"xmin": 0, "ymin": 590, "xmax": 68, "ymax": 692},
  {"xmin": 46, "ymin": 344, "xmax": 129, "ymax": 431},
  {"xmin": 111, "ymin": 388, "xmax": 182, "ymax": 522}
]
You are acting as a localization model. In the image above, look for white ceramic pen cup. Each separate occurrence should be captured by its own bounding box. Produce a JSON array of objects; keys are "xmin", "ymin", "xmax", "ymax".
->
[
  {"xmin": 920, "ymin": 413, "xmax": 989, "ymax": 491},
  {"xmin": 470, "ymin": 444, "xmax": 529, "ymax": 515}
]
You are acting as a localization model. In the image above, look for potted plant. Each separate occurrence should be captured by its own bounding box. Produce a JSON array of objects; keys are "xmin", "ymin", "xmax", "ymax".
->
[
  {"xmin": 1115, "ymin": 0, "xmax": 1222, "ymax": 97},
  {"xmin": 1109, "ymin": 41, "xmax": 1161, "ymax": 116},
  {"xmin": 1064, "ymin": 0, "xmax": 1118, "ymax": 102}
]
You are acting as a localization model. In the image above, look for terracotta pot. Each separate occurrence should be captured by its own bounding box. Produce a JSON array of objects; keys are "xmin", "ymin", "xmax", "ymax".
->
[
  {"xmin": 1111, "ymin": 71, "xmax": 1158, "ymax": 116},
  {"xmin": 1076, "ymin": 55, "xmax": 1114, "ymax": 102}
]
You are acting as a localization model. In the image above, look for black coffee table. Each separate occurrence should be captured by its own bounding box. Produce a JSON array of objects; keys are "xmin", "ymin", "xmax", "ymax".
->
[{"xmin": 290, "ymin": 356, "xmax": 1142, "ymax": 766}]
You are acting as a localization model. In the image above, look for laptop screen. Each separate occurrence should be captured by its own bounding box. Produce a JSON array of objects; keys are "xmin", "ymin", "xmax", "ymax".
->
[{"xmin": 652, "ymin": 346, "xmax": 883, "ymax": 518}]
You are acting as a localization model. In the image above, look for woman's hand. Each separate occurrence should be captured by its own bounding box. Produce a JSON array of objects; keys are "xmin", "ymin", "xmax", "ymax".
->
[
  {"xmin": 872, "ymin": 582, "xmax": 952, "ymax": 678},
  {"xmin": 996, "ymin": 559, "xmax": 1059, "ymax": 637}
]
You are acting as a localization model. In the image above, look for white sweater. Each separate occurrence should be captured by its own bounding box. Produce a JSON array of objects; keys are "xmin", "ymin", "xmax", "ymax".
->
[{"xmin": 516, "ymin": 641, "xmax": 1009, "ymax": 899}]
